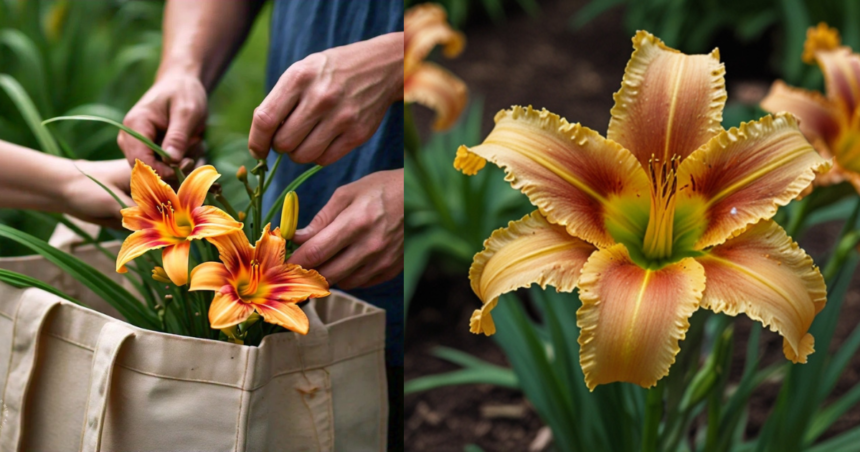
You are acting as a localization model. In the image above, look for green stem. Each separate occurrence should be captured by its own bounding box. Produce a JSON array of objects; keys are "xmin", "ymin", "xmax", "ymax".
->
[
  {"xmin": 786, "ymin": 195, "xmax": 812, "ymax": 238},
  {"xmin": 262, "ymin": 154, "xmax": 283, "ymax": 194},
  {"xmin": 642, "ymin": 381, "xmax": 664, "ymax": 452},
  {"xmin": 214, "ymin": 193, "xmax": 240, "ymax": 220}
]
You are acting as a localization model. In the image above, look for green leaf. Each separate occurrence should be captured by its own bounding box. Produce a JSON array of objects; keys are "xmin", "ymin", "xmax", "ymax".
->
[
  {"xmin": 263, "ymin": 164, "xmax": 324, "ymax": 226},
  {"xmin": 0, "ymin": 74, "xmax": 63, "ymax": 157},
  {"xmin": 807, "ymin": 425, "xmax": 860, "ymax": 452},
  {"xmin": 43, "ymin": 115, "xmax": 171, "ymax": 160},
  {"xmin": 0, "ymin": 224, "xmax": 159, "ymax": 330},
  {"xmin": 0, "ymin": 29, "xmax": 51, "ymax": 114},
  {"xmin": 0, "ymin": 268, "xmax": 85, "ymax": 306},
  {"xmin": 77, "ymin": 166, "xmax": 129, "ymax": 209},
  {"xmin": 404, "ymin": 346, "xmax": 518, "ymax": 394}
]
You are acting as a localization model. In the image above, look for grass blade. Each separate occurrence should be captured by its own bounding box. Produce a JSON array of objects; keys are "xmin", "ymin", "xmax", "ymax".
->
[
  {"xmin": 0, "ymin": 268, "xmax": 85, "ymax": 306},
  {"xmin": 0, "ymin": 74, "xmax": 63, "ymax": 156},
  {"xmin": 0, "ymin": 224, "xmax": 159, "ymax": 330},
  {"xmin": 43, "ymin": 114, "xmax": 171, "ymax": 160},
  {"xmin": 76, "ymin": 166, "xmax": 129, "ymax": 209},
  {"xmin": 263, "ymin": 164, "xmax": 324, "ymax": 226}
]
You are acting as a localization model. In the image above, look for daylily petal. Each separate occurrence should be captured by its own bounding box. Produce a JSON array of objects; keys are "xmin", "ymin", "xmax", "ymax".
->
[
  {"xmin": 607, "ymin": 31, "xmax": 727, "ymax": 167},
  {"xmin": 404, "ymin": 62, "xmax": 468, "ymax": 131},
  {"xmin": 696, "ymin": 220, "xmax": 826, "ymax": 363},
  {"xmin": 761, "ymin": 80, "xmax": 843, "ymax": 148},
  {"xmin": 116, "ymin": 229, "xmax": 174, "ymax": 273},
  {"xmin": 454, "ymin": 145, "xmax": 486, "ymax": 175},
  {"xmin": 404, "ymin": 3, "xmax": 464, "ymax": 77},
  {"xmin": 188, "ymin": 205, "xmax": 243, "ymax": 240},
  {"xmin": 676, "ymin": 113, "xmax": 830, "ymax": 249},
  {"xmin": 130, "ymin": 159, "xmax": 179, "ymax": 219},
  {"xmin": 264, "ymin": 264, "xmax": 331, "ymax": 302},
  {"xmin": 177, "ymin": 165, "xmax": 220, "ymax": 211},
  {"xmin": 456, "ymin": 106, "xmax": 650, "ymax": 248},
  {"xmin": 120, "ymin": 206, "xmax": 154, "ymax": 231},
  {"xmin": 162, "ymin": 241, "xmax": 191, "ymax": 286},
  {"xmin": 254, "ymin": 301, "xmax": 310, "ymax": 335},
  {"xmin": 577, "ymin": 244, "xmax": 705, "ymax": 390},
  {"xmin": 254, "ymin": 224, "xmax": 286, "ymax": 270},
  {"xmin": 468, "ymin": 211, "xmax": 597, "ymax": 336},
  {"xmin": 189, "ymin": 261, "xmax": 231, "ymax": 292},
  {"xmin": 207, "ymin": 229, "xmax": 254, "ymax": 276},
  {"xmin": 209, "ymin": 286, "xmax": 255, "ymax": 329},
  {"xmin": 813, "ymin": 47, "xmax": 860, "ymax": 118}
]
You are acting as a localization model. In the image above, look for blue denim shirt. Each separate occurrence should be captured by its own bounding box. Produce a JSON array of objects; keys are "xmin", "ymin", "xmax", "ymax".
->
[{"xmin": 263, "ymin": 0, "xmax": 403, "ymax": 367}]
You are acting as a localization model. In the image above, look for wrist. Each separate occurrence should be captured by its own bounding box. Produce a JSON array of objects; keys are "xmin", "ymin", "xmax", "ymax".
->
[{"xmin": 156, "ymin": 57, "xmax": 204, "ymax": 84}]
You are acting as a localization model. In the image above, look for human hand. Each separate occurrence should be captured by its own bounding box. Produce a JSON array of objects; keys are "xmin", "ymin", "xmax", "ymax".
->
[
  {"xmin": 287, "ymin": 169, "xmax": 404, "ymax": 289},
  {"xmin": 118, "ymin": 73, "xmax": 208, "ymax": 176},
  {"xmin": 60, "ymin": 159, "xmax": 134, "ymax": 229},
  {"xmin": 248, "ymin": 32, "xmax": 404, "ymax": 166}
]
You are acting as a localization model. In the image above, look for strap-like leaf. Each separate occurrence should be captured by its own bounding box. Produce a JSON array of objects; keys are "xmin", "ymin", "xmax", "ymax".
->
[
  {"xmin": 0, "ymin": 224, "xmax": 159, "ymax": 330},
  {"xmin": 0, "ymin": 268, "xmax": 85, "ymax": 306}
]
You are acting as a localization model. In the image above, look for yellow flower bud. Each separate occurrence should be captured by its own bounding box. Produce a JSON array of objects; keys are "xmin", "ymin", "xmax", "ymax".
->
[
  {"xmin": 280, "ymin": 191, "xmax": 299, "ymax": 240},
  {"xmin": 237, "ymin": 165, "xmax": 248, "ymax": 182},
  {"xmin": 238, "ymin": 211, "xmax": 246, "ymax": 222},
  {"xmin": 152, "ymin": 266, "xmax": 171, "ymax": 284}
]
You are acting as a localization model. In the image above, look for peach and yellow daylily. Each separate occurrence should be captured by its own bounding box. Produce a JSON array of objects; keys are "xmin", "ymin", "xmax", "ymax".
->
[
  {"xmin": 189, "ymin": 225, "xmax": 330, "ymax": 334},
  {"xmin": 404, "ymin": 3, "xmax": 468, "ymax": 131},
  {"xmin": 762, "ymin": 23, "xmax": 860, "ymax": 191},
  {"xmin": 116, "ymin": 160, "xmax": 243, "ymax": 286},
  {"xmin": 455, "ymin": 31, "xmax": 830, "ymax": 390}
]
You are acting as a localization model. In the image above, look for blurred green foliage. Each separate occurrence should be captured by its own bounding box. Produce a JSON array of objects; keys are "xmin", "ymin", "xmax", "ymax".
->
[
  {"xmin": 573, "ymin": 0, "xmax": 860, "ymax": 86},
  {"xmin": 0, "ymin": 0, "xmax": 267, "ymax": 255},
  {"xmin": 405, "ymin": 0, "xmax": 539, "ymax": 27}
]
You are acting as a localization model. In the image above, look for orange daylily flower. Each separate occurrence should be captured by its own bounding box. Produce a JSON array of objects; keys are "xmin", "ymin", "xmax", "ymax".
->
[
  {"xmin": 456, "ymin": 31, "xmax": 830, "ymax": 390},
  {"xmin": 116, "ymin": 160, "xmax": 243, "ymax": 286},
  {"xmin": 762, "ymin": 23, "xmax": 860, "ymax": 191},
  {"xmin": 404, "ymin": 3, "xmax": 468, "ymax": 130},
  {"xmin": 189, "ymin": 225, "xmax": 330, "ymax": 334}
]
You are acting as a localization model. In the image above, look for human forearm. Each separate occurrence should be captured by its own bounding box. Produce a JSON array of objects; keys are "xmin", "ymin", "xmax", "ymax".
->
[
  {"xmin": 159, "ymin": 0, "xmax": 264, "ymax": 91},
  {"xmin": 0, "ymin": 140, "xmax": 77, "ymax": 212},
  {"xmin": 0, "ymin": 140, "xmax": 133, "ymax": 227}
]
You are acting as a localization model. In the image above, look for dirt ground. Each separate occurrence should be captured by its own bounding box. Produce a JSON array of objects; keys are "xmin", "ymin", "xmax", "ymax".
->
[{"xmin": 405, "ymin": 0, "xmax": 860, "ymax": 450}]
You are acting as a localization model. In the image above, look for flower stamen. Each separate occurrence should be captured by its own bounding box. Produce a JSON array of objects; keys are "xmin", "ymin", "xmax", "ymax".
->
[{"xmin": 643, "ymin": 154, "xmax": 679, "ymax": 261}]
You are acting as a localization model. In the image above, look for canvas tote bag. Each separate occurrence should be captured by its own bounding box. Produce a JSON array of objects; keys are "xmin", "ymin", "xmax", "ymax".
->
[{"xmin": 0, "ymin": 223, "xmax": 388, "ymax": 451}]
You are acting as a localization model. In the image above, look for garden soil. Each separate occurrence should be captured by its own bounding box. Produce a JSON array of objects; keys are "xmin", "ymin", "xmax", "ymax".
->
[{"xmin": 405, "ymin": 0, "xmax": 860, "ymax": 450}]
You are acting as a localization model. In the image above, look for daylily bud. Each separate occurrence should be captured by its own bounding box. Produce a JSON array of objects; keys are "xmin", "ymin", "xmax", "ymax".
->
[
  {"xmin": 280, "ymin": 191, "xmax": 298, "ymax": 240},
  {"xmin": 152, "ymin": 266, "xmax": 171, "ymax": 284},
  {"xmin": 209, "ymin": 182, "xmax": 222, "ymax": 195},
  {"xmin": 238, "ymin": 211, "xmax": 247, "ymax": 222},
  {"xmin": 237, "ymin": 166, "xmax": 248, "ymax": 182}
]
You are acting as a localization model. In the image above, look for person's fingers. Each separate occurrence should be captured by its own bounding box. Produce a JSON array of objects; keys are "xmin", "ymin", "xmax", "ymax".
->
[
  {"xmin": 288, "ymin": 206, "xmax": 360, "ymax": 269},
  {"xmin": 271, "ymin": 99, "xmax": 322, "ymax": 159},
  {"xmin": 248, "ymin": 69, "xmax": 305, "ymax": 159},
  {"xmin": 316, "ymin": 246, "xmax": 370, "ymax": 286},
  {"xmin": 289, "ymin": 119, "xmax": 340, "ymax": 165},
  {"xmin": 292, "ymin": 186, "xmax": 354, "ymax": 244},
  {"xmin": 162, "ymin": 99, "xmax": 206, "ymax": 163},
  {"xmin": 336, "ymin": 263, "xmax": 374, "ymax": 290},
  {"xmin": 312, "ymin": 133, "xmax": 357, "ymax": 166},
  {"xmin": 358, "ymin": 256, "xmax": 404, "ymax": 288},
  {"xmin": 119, "ymin": 115, "xmax": 173, "ymax": 175}
]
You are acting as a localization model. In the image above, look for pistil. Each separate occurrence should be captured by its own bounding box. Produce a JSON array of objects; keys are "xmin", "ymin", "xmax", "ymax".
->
[{"xmin": 642, "ymin": 154, "xmax": 679, "ymax": 261}]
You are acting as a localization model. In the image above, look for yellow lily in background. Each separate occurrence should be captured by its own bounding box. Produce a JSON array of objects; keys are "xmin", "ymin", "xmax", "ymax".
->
[
  {"xmin": 762, "ymin": 23, "xmax": 860, "ymax": 191},
  {"xmin": 116, "ymin": 160, "xmax": 243, "ymax": 286},
  {"xmin": 455, "ymin": 31, "xmax": 830, "ymax": 390},
  {"xmin": 404, "ymin": 3, "xmax": 468, "ymax": 131},
  {"xmin": 189, "ymin": 225, "xmax": 330, "ymax": 334}
]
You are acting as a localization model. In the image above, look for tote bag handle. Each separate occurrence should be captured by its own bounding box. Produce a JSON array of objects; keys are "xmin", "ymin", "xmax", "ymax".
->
[
  {"xmin": 0, "ymin": 290, "xmax": 62, "ymax": 452},
  {"xmin": 79, "ymin": 322, "xmax": 134, "ymax": 452}
]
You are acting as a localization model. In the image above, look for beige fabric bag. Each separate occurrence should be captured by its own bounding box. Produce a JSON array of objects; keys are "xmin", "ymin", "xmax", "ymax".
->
[{"xmin": 0, "ymin": 224, "xmax": 388, "ymax": 451}]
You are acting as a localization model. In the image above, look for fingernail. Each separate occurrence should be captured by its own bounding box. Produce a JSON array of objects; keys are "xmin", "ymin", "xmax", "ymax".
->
[{"xmin": 165, "ymin": 146, "xmax": 183, "ymax": 162}]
